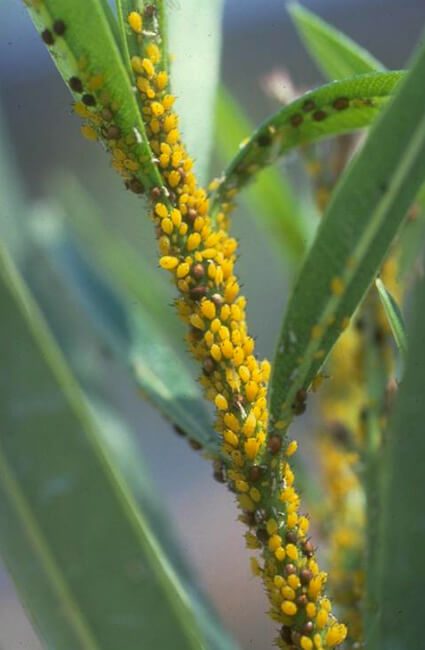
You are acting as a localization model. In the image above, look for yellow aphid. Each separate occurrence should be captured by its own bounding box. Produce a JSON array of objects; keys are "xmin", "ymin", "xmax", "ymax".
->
[
  {"xmin": 238, "ymin": 365, "xmax": 250, "ymax": 383},
  {"xmin": 190, "ymin": 314, "xmax": 204, "ymax": 330},
  {"xmin": 325, "ymin": 624, "xmax": 347, "ymax": 647},
  {"xmin": 268, "ymin": 534, "xmax": 282, "ymax": 551},
  {"xmin": 250, "ymin": 557, "xmax": 261, "ymax": 576},
  {"xmin": 187, "ymin": 233, "xmax": 201, "ymax": 251},
  {"xmin": 221, "ymin": 340, "xmax": 234, "ymax": 359},
  {"xmin": 249, "ymin": 487, "xmax": 261, "ymax": 503},
  {"xmin": 235, "ymin": 479, "xmax": 249, "ymax": 493},
  {"xmin": 215, "ymin": 394, "xmax": 228, "ymax": 411},
  {"xmin": 146, "ymin": 43, "xmax": 160, "ymax": 64},
  {"xmin": 223, "ymin": 429, "xmax": 239, "ymax": 448},
  {"xmin": 155, "ymin": 202, "xmax": 168, "ymax": 218},
  {"xmin": 201, "ymin": 300, "xmax": 216, "ymax": 320},
  {"xmin": 285, "ymin": 440, "xmax": 298, "ymax": 456},
  {"xmin": 80, "ymin": 124, "xmax": 97, "ymax": 141},
  {"xmin": 316, "ymin": 608, "xmax": 329, "ymax": 629},
  {"xmin": 142, "ymin": 57, "xmax": 155, "ymax": 77},
  {"xmin": 171, "ymin": 209, "xmax": 182, "ymax": 227},
  {"xmin": 275, "ymin": 546, "xmax": 286, "ymax": 561},
  {"xmin": 281, "ymin": 586, "xmax": 295, "ymax": 600},
  {"xmin": 161, "ymin": 218, "xmax": 173, "ymax": 235},
  {"xmin": 159, "ymin": 256, "xmax": 178, "ymax": 270},
  {"xmin": 169, "ymin": 170, "xmax": 181, "ymax": 188},
  {"xmin": 224, "ymin": 412, "xmax": 240, "ymax": 432},
  {"xmin": 244, "ymin": 438, "xmax": 258, "ymax": 460},
  {"xmin": 242, "ymin": 412, "xmax": 256, "ymax": 437},
  {"xmin": 128, "ymin": 11, "xmax": 143, "ymax": 33},
  {"xmin": 245, "ymin": 381, "xmax": 259, "ymax": 402},
  {"xmin": 151, "ymin": 101, "xmax": 164, "ymax": 117},
  {"xmin": 162, "ymin": 94, "xmax": 175, "ymax": 110},
  {"xmin": 285, "ymin": 543, "xmax": 298, "ymax": 561},
  {"xmin": 177, "ymin": 262, "xmax": 190, "ymax": 278},
  {"xmin": 300, "ymin": 637, "xmax": 313, "ymax": 650},
  {"xmin": 281, "ymin": 601, "xmax": 297, "ymax": 616},
  {"xmin": 331, "ymin": 276, "xmax": 345, "ymax": 296}
]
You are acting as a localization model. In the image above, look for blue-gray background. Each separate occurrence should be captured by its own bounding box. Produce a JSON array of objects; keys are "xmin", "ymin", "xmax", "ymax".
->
[{"xmin": 0, "ymin": 1, "xmax": 424, "ymax": 648}]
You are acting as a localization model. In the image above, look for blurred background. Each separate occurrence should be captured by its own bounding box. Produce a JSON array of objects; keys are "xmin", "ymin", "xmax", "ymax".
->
[{"xmin": 1, "ymin": 0, "xmax": 424, "ymax": 648}]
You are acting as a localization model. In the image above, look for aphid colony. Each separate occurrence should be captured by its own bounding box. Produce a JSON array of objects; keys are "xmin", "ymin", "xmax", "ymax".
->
[{"xmin": 35, "ymin": 5, "xmax": 347, "ymax": 648}]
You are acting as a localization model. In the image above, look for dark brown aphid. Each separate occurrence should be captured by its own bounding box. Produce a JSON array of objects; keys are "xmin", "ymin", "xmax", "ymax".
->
[
  {"xmin": 188, "ymin": 439, "xmax": 203, "ymax": 451},
  {"xmin": 53, "ymin": 19, "xmax": 66, "ymax": 36},
  {"xmin": 333, "ymin": 96, "xmax": 350, "ymax": 111},
  {"xmin": 173, "ymin": 424, "xmax": 186, "ymax": 437},
  {"xmin": 291, "ymin": 388, "xmax": 307, "ymax": 415},
  {"xmin": 249, "ymin": 466, "xmax": 263, "ymax": 483},
  {"xmin": 257, "ymin": 132, "xmax": 272, "ymax": 147},
  {"xmin": 374, "ymin": 326, "xmax": 386, "ymax": 346},
  {"xmin": 104, "ymin": 125, "xmax": 122, "ymax": 140},
  {"xmin": 69, "ymin": 76, "xmax": 83, "ymax": 93},
  {"xmin": 186, "ymin": 208, "xmax": 198, "ymax": 223},
  {"xmin": 302, "ymin": 99, "xmax": 316, "ymax": 112},
  {"xmin": 268, "ymin": 435, "xmax": 281, "ymax": 454},
  {"xmin": 302, "ymin": 621, "xmax": 314, "ymax": 636},
  {"xmin": 290, "ymin": 113, "xmax": 303, "ymax": 128},
  {"xmin": 190, "ymin": 326, "xmax": 204, "ymax": 342},
  {"xmin": 302, "ymin": 539, "xmax": 315, "ymax": 558},
  {"xmin": 213, "ymin": 462, "xmax": 226, "ymax": 483},
  {"xmin": 126, "ymin": 177, "xmax": 145, "ymax": 195},
  {"xmin": 313, "ymin": 110, "xmax": 327, "ymax": 122},
  {"xmin": 202, "ymin": 357, "xmax": 216, "ymax": 376},
  {"xmin": 300, "ymin": 568, "xmax": 313, "ymax": 585},
  {"xmin": 144, "ymin": 4, "xmax": 157, "ymax": 18},
  {"xmin": 211, "ymin": 293, "xmax": 224, "ymax": 307},
  {"xmin": 101, "ymin": 107, "xmax": 114, "ymax": 122},
  {"xmin": 285, "ymin": 530, "xmax": 298, "ymax": 544},
  {"xmin": 41, "ymin": 29, "xmax": 54, "ymax": 45},
  {"xmin": 190, "ymin": 286, "xmax": 207, "ymax": 301},
  {"xmin": 296, "ymin": 593, "xmax": 308, "ymax": 607},
  {"xmin": 191, "ymin": 263, "xmax": 205, "ymax": 280},
  {"xmin": 151, "ymin": 186, "xmax": 162, "ymax": 201},
  {"xmin": 280, "ymin": 626, "xmax": 292, "ymax": 644},
  {"xmin": 284, "ymin": 563, "xmax": 297, "ymax": 576},
  {"xmin": 256, "ymin": 527, "xmax": 268, "ymax": 544},
  {"xmin": 82, "ymin": 93, "xmax": 96, "ymax": 107}
]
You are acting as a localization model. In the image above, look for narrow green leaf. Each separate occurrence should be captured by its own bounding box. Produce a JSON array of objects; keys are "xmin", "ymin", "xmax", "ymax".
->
[
  {"xmin": 168, "ymin": 0, "xmax": 224, "ymax": 182},
  {"xmin": 288, "ymin": 2, "xmax": 384, "ymax": 80},
  {"xmin": 375, "ymin": 277, "xmax": 408, "ymax": 359},
  {"xmin": 375, "ymin": 269, "xmax": 425, "ymax": 650},
  {"xmin": 269, "ymin": 36, "xmax": 425, "ymax": 427},
  {"xmin": 115, "ymin": 1, "xmax": 169, "ymax": 74},
  {"xmin": 24, "ymin": 0, "xmax": 163, "ymax": 192},
  {"xmin": 0, "ymin": 242, "xmax": 216, "ymax": 650},
  {"xmin": 211, "ymin": 72, "xmax": 403, "ymax": 215},
  {"xmin": 215, "ymin": 86, "xmax": 308, "ymax": 263},
  {"xmin": 28, "ymin": 206, "xmax": 218, "ymax": 454}
]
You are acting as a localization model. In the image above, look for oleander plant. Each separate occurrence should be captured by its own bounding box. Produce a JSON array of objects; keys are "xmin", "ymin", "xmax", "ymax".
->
[{"xmin": 1, "ymin": 2, "xmax": 425, "ymax": 649}]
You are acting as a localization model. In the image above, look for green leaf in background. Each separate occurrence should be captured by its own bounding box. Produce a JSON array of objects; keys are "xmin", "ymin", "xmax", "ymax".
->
[
  {"xmin": 0, "ymin": 242, "xmax": 230, "ymax": 650},
  {"xmin": 211, "ymin": 72, "xmax": 403, "ymax": 214},
  {"xmin": 375, "ymin": 277, "xmax": 408, "ymax": 360},
  {"xmin": 168, "ymin": 0, "xmax": 225, "ymax": 183},
  {"xmin": 28, "ymin": 206, "xmax": 219, "ymax": 455},
  {"xmin": 215, "ymin": 86, "xmax": 308, "ymax": 264},
  {"xmin": 24, "ymin": 0, "xmax": 163, "ymax": 192},
  {"xmin": 375, "ymin": 267, "xmax": 425, "ymax": 650},
  {"xmin": 269, "ymin": 34, "xmax": 425, "ymax": 427},
  {"xmin": 288, "ymin": 2, "xmax": 384, "ymax": 80}
]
